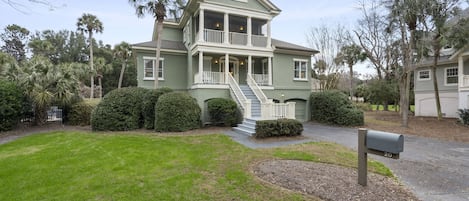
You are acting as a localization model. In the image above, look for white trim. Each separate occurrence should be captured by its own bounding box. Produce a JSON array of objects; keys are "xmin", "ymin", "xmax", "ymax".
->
[
  {"xmin": 233, "ymin": 0, "xmax": 248, "ymax": 2},
  {"xmin": 293, "ymin": 58, "xmax": 308, "ymax": 81},
  {"xmin": 444, "ymin": 67, "xmax": 458, "ymax": 86},
  {"xmin": 417, "ymin": 70, "xmax": 431, "ymax": 81},
  {"xmin": 192, "ymin": 45, "xmax": 274, "ymax": 57},
  {"xmin": 191, "ymin": 84, "xmax": 230, "ymax": 89},
  {"xmin": 200, "ymin": 2, "xmax": 273, "ymax": 19},
  {"xmin": 259, "ymin": 86, "xmax": 274, "ymax": 90},
  {"xmin": 132, "ymin": 46, "xmax": 187, "ymax": 54},
  {"xmin": 143, "ymin": 56, "xmax": 165, "ymax": 80}
]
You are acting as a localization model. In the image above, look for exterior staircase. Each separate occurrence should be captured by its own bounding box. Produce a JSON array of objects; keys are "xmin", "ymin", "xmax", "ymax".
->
[{"xmin": 232, "ymin": 85, "xmax": 261, "ymax": 136}]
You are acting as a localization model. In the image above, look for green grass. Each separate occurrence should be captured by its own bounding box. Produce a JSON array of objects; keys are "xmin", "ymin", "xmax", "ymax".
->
[
  {"xmin": 371, "ymin": 104, "xmax": 415, "ymax": 112},
  {"xmin": 0, "ymin": 131, "xmax": 393, "ymax": 200}
]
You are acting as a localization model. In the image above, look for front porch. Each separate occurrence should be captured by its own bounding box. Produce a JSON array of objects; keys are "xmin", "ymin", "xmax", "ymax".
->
[{"xmin": 193, "ymin": 53, "xmax": 272, "ymax": 86}]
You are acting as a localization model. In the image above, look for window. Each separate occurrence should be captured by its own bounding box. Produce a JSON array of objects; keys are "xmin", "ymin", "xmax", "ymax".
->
[
  {"xmin": 143, "ymin": 57, "xmax": 164, "ymax": 80},
  {"xmin": 445, "ymin": 67, "xmax": 458, "ymax": 85},
  {"xmin": 418, "ymin": 70, "xmax": 431, "ymax": 81},
  {"xmin": 294, "ymin": 59, "xmax": 308, "ymax": 80}
]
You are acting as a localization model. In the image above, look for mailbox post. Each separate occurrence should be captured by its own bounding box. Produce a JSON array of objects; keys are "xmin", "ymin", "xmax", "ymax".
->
[{"xmin": 358, "ymin": 128, "xmax": 404, "ymax": 186}]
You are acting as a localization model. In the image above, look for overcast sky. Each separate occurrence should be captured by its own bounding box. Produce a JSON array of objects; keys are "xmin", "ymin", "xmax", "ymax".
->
[{"xmin": 0, "ymin": 0, "xmax": 368, "ymax": 73}]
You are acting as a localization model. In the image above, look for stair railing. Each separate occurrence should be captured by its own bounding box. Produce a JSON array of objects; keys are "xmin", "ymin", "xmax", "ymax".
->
[
  {"xmin": 227, "ymin": 73, "xmax": 251, "ymax": 118},
  {"xmin": 247, "ymin": 74, "xmax": 268, "ymax": 103}
]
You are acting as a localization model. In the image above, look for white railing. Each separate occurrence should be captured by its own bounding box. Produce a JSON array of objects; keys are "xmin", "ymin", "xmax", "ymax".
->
[
  {"xmin": 230, "ymin": 32, "xmax": 247, "ymax": 45},
  {"xmin": 261, "ymin": 102, "xmax": 296, "ymax": 120},
  {"xmin": 253, "ymin": 74, "xmax": 269, "ymax": 86},
  {"xmin": 247, "ymin": 74, "xmax": 268, "ymax": 103},
  {"xmin": 227, "ymin": 73, "xmax": 251, "ymax": 118},
  {"xmin": 204, "ymin": 29, "xmax": 224, "ymax": 43},
  {"xmin": 202, "ymin": 71, "xmax": 224, "ymax": 84},
  {"xmin": 252, "ymin": 35, "xmax": 267, "ymax": 47},
  {"xmin": 462, "ymin": 75, "xmax": 469, "ymax": 88}
]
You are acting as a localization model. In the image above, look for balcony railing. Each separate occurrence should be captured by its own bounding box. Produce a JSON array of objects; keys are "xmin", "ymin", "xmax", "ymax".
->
[
  {"xmin": 252, "ymin": 35, "xmax": 267, "ymax": 47},
  {"xmin": 204, "ymin": 29, "xmax": 224, "ymax": 43},
  {"xmin": 201, "ymin": 29, "xmax": 268, "ymax": 47},
  {"xmin": 253, "ymin": 74, "xmax": 269, "ymax": 86},
  {"xmin": 230, "ymin": 32, "xmax": 247, "ymax": 45},
  {"xmin": 194, "ymin": 71, "xmax": 225, "ymax": 84}
]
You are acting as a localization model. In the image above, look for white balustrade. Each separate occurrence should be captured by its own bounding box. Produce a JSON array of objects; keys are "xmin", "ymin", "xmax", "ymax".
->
[
  {"xmin": 204, "ymin": 29, "xmax": 224, "ymax": 43},
  {"xmin": 230, "ymin": 32, "xmax": 247, "ymax": 45},
  {"xmin": 253, "ymin": 74, "xmax": 269, "ymax": 86},
  {"xmin": 462, "ymin": 75, "xmax": 469, "ymax": 88},
  {"xmin": 227, "ymin": 73, "xmax": 251, "ymax": 118},
  {"xmin": 252, "ymin": 35, "xmax": 268, "ymax": 47}
]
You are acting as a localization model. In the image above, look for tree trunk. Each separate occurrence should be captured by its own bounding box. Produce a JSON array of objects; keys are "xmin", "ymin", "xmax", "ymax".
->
[
  {"xmin": 118, "ymin": 62, "xmax": 126, "ymax": 89},
  {"xmin": 98, "ymin": 76, "xmax": 103, "ymax": 99},
  {"xmin": 349, "ymin": 64, "xmax": 354, "ymax": 101},
  {"xmin": 432, "ymin": 45, "xmax": 443, "ymax": 120},
  {"xmin": 383, "ymin": 102, "xmax": 389, "ymax": 111},
  {"xmin": 153, "ymin": 19, "xmax": 164, "ymax": 89},
  {"xmin": 89, "ymin": 32, "xmax": 95, "ymax": 99}
]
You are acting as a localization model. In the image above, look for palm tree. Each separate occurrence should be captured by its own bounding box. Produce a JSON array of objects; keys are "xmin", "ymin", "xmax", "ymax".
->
[
  {"xmin": 128, "ymin": 0, "xmax": 185, "ymax": 89},
  {"xmin": 113, "ymin": 42, "xmax": 132, "ymax": 89},
  {"xmin": 94, "ymin": 57, "xmax": 112, "ymax": 98},
  {"xmin": 77, "ymin": 13, "xmax": 103, "ymax": 99},
  {"xmin": 335, "ymin": 44, "xmax": 367, "ymax": 100}
]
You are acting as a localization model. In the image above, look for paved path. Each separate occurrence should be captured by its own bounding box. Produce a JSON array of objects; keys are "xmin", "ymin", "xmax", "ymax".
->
[{"xmin": 225, "ymin": 122, "xmax": 469, "ymax": 201}]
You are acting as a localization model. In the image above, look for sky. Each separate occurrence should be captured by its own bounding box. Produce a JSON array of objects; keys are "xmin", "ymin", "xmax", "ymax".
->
[{"xmin": 0, "ymin": 0, "xmax": 368, "ymax": 73}]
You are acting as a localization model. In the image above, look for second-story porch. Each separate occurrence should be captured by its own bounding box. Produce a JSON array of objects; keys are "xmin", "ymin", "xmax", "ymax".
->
[{"xmin": 192, "ymin": 9, "xmax": 272, "ymax": 48}]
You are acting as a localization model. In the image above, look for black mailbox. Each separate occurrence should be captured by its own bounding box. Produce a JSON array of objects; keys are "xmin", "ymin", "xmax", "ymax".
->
[{"xmin": 366, "ymin": 130, "xmax": 404, "ymax": 154}]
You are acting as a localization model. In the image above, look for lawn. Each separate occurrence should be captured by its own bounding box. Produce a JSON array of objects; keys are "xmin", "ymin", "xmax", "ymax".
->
[
  {"xmin": 0, "ymin": 131, "xmax": 391, "ymax": 200},
  {"xmin": 371, "ymin": 104, "xmax": 415, "ymax": 112}
]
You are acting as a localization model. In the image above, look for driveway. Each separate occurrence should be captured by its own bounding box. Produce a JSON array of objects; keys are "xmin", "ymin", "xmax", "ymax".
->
[{"xmin": 225, "ymin": 122, "xmax": 469, "ymax": 201}]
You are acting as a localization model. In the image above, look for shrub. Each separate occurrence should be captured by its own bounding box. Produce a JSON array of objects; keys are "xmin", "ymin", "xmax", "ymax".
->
[
  {"xmin": 458, "ymin": 109, "xmax": 469, "ymax": 125},
  {"xmin": 142, "ymin": 87, "xmax": 173, "ymax": 129},
  {"xmin": 91, "ymin": 87, "xmax": 149, "ymax": 131},
  {"xmin": 310, "ymin": 90, "xmax": 364, "ymax": 126},
  {"xmin": 155, "ymin": 92, "xmax": 201, "ymax": 132},
  {"xmin": 207, "ymin": 98, "xmax": 239, "ymax": 127},
  {"xmin": 254, "ymin": 119, "xmax": 303, "ymax": 138},
  {"xmin": 0, "ymin": 80, "xmax": 25, "ymax": 131},
  {"xmin": 68, "ymin": 100, "xmax": 99, "ymax": 126}
]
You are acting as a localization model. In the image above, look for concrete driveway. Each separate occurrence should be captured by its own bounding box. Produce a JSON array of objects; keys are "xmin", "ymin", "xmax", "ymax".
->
[
  {"xmin": 301, "ymin": 123, "xmax": 469, "ymax": 201},
  {"xmin": 225, "ymin": 122, "xmax": 469, "ymax": 201}
]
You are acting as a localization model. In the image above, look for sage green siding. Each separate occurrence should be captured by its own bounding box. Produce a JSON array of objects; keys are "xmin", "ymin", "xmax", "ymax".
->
[
  {"xmin": 414, "ymin": 63, "xmax": 459, "ymax": 93},
  {"xmin": 156, "ymin": 27, "xmax": 183, "ymax": 41},
  {"xmin": 189, "ymin": 88, "xmax": 231, "ymax": 123},
  {"xmin": 136, "ymin": 50, "xmax": 188, "ymax": 90},
  {"xmin": 272, "ymin": 53, "xmax": 311, "ymax": 90},
  {"xmin": 205, "ymin": 0, "xmax": 269, "ymax": 12}
]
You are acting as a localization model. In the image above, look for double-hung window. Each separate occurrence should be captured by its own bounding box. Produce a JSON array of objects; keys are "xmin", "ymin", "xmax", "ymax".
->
[
  {"xmin": 294, "ymin": 59, "xmax": 308, "ymax": 81},
  {"xmin": 445, "ymin": 67, "xmax": 458, "ymax": 85},
  {"xmin": 143, "ymin": 57, "xmax": 164, "ymax": 80},
  {"xmin": 418, "ymin": 70, "xmax": 431, "ymax": 81}
]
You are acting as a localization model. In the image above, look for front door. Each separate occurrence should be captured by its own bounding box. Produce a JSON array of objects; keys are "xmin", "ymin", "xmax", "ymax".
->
[{"xmin": 220, "ymin": 57, "xmax": 239, "ymax": 83}]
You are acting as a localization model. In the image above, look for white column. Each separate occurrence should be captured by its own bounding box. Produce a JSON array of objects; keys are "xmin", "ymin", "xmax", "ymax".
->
[
  {"xmin": 268, "ymin": 56, "xmax": 272, "ymax": 85},
  {"xmin": 459, "ymin": 55, "xmax": 464, "ymax": 90},
  {"xmin": 225, "ymin": 53, "xmax": 229, "ymax": 84},
  {"xmin": 224, "ymin": 13, "xmax": 229, "ymax": 44},
  {"xmin": 267, "ymin": 20, "xmax": 272, "ymax": 48},
  {"xmin": 247, "ymin": 16, "xmax": 252, "ymax": 46},
  {"xmin": 248, "ymin": 55, "xmax": 252, "ymax": 76},
  {"xmin": 198, "ymin": 51, "xmax": 204, "ymax": 83},
  {"xmin": 198, "ymin": 9, "xmax": 205, "ymax": 42}
]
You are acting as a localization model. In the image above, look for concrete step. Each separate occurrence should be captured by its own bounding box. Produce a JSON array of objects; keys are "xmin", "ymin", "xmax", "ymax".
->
[
  {"xmin": 232, "ymin": 126, "xmax": 255, "ymax": 136},
  {"xmin": 233, "ymin": 118, "xmax": 258, "ymax": 136}
]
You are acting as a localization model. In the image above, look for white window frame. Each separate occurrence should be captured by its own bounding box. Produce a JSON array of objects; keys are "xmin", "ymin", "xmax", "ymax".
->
[
  {"xmin": 143, "ymin": 56, "xmax": 164, "ymax": 81},
  {"xmin": 444, "ymin": 67, "xmax": 458, "ymax": 86},
  {"xmin": 293, "ymin": 59, "xmax": 308, "ymax": 81},
  {"xmin": 417, "ymin": 70, "xmax": 431, "ymax": 81}
]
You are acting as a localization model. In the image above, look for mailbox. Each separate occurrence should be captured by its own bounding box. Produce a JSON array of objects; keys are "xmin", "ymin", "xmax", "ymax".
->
[{"xmin": 366, "ymin": 130, "xmax": 404, "ymax": 154}]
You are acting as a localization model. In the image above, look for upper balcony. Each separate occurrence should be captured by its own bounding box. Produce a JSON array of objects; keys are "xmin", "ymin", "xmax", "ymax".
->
[{"xmin": 192, "ymin": 10, "xmax": 272, "ymax": 49}]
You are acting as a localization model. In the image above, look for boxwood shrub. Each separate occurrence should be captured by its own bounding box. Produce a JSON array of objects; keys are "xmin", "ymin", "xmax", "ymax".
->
[
  {"xmin": 68, "ymin": 100, "xmax": 99, "ymax": 126},
  {"xmin": 91, "ymin": 87, "xmax": 149, "ymax": 131},
  {"xmin": 207, "ymin": 98, "xmax": 239, "ymax": 127},
  {"xmin": 0, "ymin": 80, "xmax": 25, "ymax": 131},
  {"xmin": 142, "ymin": 87, "xmax": 173, "ymax": 129},
  {"xmin": 310, "ymin": 90, "xmax": 364, "ymax": 126},
  {"xmin": 155, "ymin": 92, "xmax": 201, "ymax": 132},
  {"xmin": 254, "ymin": 119, "xmax": 303, "ymax": 138}
]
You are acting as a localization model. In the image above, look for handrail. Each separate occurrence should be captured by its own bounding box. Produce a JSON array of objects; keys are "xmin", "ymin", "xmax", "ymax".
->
[
  {"xmin": 247, "ymin": 74, "xmax": 268, "ymax": 103},
  {"xmin": 227, "ymin": 72, "xmax": 248, "ymax": 110}
]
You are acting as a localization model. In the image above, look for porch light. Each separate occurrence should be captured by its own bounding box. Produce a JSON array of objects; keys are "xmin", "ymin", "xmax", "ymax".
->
[
  {"xmin": 240, "ymin": 61, "xmax": 244, "ymax": 65},
  {"xmin": 216, "ymin": 22, "xmax": 221, "ymax": 28},
  {"xmin": 214, "ymin": 59, "xmax": 218, "ymax": 64},
  {"xmin": 240, "ymin": 26, "xmax": 244, "ymax": 31}
]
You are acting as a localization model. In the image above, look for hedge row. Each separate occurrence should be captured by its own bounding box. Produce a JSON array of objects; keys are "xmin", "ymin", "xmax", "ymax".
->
[
  {"xmin": 142, "ymin": 87, "xmax": 173, "ymax": 129},
  {"xmin": 0, "ymin": 80, "xmax": 26, "ymax": 131},
  {"xmin": 254, "ymin": 119, "xmax": 303, "ymax": 138},
  {"xmin": 155, "ymin": 92, "xmax": 201, "ymax": 132},
  {"xmin": 68, "ymin": 101, "xmax": 99, "ymax": 126},
  {"xmin": 310, "ymin": 90, "xmax": 364, "ymax": 126},
  {"xmin": 207, "ymin": 98, "xmax": 239, "ymax": 127}
]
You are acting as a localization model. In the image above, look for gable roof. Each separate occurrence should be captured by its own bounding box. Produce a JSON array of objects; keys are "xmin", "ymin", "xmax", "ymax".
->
[{"xmin": 272, "ymin": 39, "xmax": 319, "ymax": 55}]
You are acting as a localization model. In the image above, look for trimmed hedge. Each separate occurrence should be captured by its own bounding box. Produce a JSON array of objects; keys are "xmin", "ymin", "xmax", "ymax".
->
[
  {"xmin": 142, "ymin": 87, "xmax": 173, "ymax": 129},
  {"xmin": 155, "ymin": 92, "xmax": 201, "ymax": 132},
  {"xmin": 207, "ymin": 98, "xmax": 239, "ymax": 127},
  {"xmin": 254, "ymin": 119, "xmax": 303, "ymax": 138},
  {"xmin": 458, "ymin": 109, "xmax": 469, "ymax": 125},
  {"xmin": 0, "ymin": 80, "xmax": 25, "ymax": 131},
  {"xmin": 91, "ymin": 87, "xmax": 149, "ymax": 131},
  {"xmin": 68, "ymin": 100, "xmax": 99, "ymax": 126},
  {"xmin": 310, "ymin": 90, "xmax": 364, "ymax": 126}
]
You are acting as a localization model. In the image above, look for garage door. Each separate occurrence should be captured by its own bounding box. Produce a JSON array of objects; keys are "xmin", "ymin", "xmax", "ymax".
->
[{"xmin": 286, "ymin": 99, "xmax": 307, "ymax": 121}]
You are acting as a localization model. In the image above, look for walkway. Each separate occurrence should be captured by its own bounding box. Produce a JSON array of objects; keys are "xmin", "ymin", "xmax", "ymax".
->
[{"xmin": 225, "ymin": 122, "xmax": 469, "ymax": 201}]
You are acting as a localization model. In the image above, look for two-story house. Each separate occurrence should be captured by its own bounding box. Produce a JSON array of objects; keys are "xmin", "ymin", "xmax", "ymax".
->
[{"xmin": 132, "ymin": 0, "xmax": 318, "ymax": 134}]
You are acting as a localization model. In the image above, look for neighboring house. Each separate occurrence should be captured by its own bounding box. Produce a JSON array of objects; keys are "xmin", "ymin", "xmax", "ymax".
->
[{"xmin": 132, "ymin": 0, "xmax": 318, "ymax": 134}]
